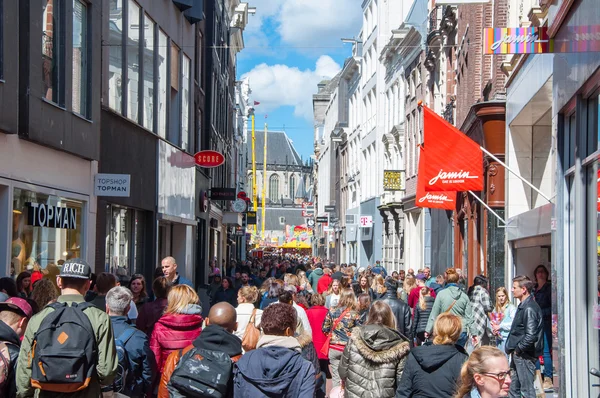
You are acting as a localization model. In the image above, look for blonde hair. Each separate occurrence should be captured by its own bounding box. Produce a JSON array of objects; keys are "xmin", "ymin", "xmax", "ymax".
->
[
  {"xmin": 494, "ymin": 287, "xmax": 510, "ymax": 313},
  {"xmin": 284, "ymin": 273, "xmax": 299, "ymax": 287},
  {"xmin": 403, "ymin": 275, "xmax": 416, "ymax": 295},
  {"xmin": 326, "ymin": 278, "xmax": 341, "ymax": 295},
  {"xmin": 164, "ymin": 285, "xmax": 199, "ymax": 315},
  {"xmin": 418, "ymin": 286, "xmax": 431, "ymax": 311},
  {"xmin": 454, "ymin": 346, "xmax": 507, "ymax": 398},
  {"xmin": 335, "ymin": 288, "xmax": 357, "ymax": 311},
  {"xmin": 296, "ymin": 270, "xmax": 310, "ymax": 287},
  {"xmin": 445, "ymin": 268, "xmax": 459, "ymax": 284},
  {"xmin": 432, "ymin": 313, "xmax": 462, "ymax": 345},
  {"xmin": 238, "ymin": 286, "xmax": 259, "ymax": 304},
  {"xmin": 372, "ymin": 274, "xmax": 387, "ymax": 295}
]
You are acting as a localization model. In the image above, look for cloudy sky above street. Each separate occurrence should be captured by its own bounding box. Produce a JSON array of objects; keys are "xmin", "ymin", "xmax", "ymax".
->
[{"xmin": 238, "ymin": 0, "xmax": 362, "ymax": 159}]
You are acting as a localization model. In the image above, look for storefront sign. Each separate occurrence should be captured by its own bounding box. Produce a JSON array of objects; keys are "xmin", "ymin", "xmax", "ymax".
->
[
  {"xmin": 210, "ymin": 188, "xmax": 236, "ymax": 201},
  {"xmin": 316, "ymin": 216, "xmax": 328, "ymax": 223},
  {"xmin": 324, "ymin": 205, "xmax": 336, "ymax": 212},
  {"xmin": 359, "ymin": 216, "xmax": 373, "ymax": 228},
  {"xmin": 194, "ymin": 150, "xmax": 225, "ymax": 168},
  {"xmin": 94, "ymin": 174, "xmax": 131, "ymax": 197},
  {"xmin": 383, "ymin": 170, "xmax": 405, "ymax": 191},
  {"xmin": 25, "ymin": 203, "xmax": 77, "ymax": 229},
  {"xmin": 247, "ymin": 211, "xmax": 257, "ymax": 225},
  {"xmin": 484, "ymin": 27, "xmax": 553, "ymax": 54}
]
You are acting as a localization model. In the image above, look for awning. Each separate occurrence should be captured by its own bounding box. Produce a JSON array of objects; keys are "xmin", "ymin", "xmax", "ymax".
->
[
  {"xmin": 223, "ymin": 212, "xmax": 243, "ymax": 226},
  {"xmin": 280, "ymin": 241, "xmax": 311, "ymax": 249},
  {"xmin": 506, "ymin": 203, "xmax": 553, "ymax": 242}
]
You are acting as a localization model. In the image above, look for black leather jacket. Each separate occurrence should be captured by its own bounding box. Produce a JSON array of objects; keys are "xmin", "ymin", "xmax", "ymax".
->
[
  {"xmin": 378, "ymin": 292, "xmax": 412, "ymax": 340},
  {"xmin": 505, "ymin": 295, "xmax": 543, "ymax": 358},
  {"xmin": 534, "ymin": 282, "xmax": 552, "ymax": 324}
]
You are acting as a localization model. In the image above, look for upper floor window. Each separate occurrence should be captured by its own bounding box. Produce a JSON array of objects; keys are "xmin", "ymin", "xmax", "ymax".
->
[
  {"xmin": 0, "ymin": 0, "xmax": 4, "ymax": 80},
  {"xmin": 72, "ymin": 0, "xmax": 88, "ymax": 117},
  {"xmin": 43, "ymin": 0, "xmax": 65, "ymax": 106},
  {"xmin": 269, "ymin": 174, "xmax": 279, "ymax": 201},
  {"xmin": 289, "ymin": 175, "xmax": 296, "ymax": 199}
]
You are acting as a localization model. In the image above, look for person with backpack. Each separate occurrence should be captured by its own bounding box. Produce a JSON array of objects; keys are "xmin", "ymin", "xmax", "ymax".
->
[
  {"xmin": 105, "ymin": 286, "xmax": 155, "ymax": 397},
  {"xmin": 158, "ymin": 302, "xmax": 242, "ymax": 398},
  {"xmin": 16, "ymin": 258, "xmax": 118, "ymax": 398},
  {"xmin": 0, "ymin": 297, "xmax": 33, "ymax": 398}
]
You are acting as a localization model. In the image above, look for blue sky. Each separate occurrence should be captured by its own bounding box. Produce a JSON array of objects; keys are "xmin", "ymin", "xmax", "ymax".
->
[{"xmin": 237, "ymin": 0, "xmax": 363, "ymax": 159}]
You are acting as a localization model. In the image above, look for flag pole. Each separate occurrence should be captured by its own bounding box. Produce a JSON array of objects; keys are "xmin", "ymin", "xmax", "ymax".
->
[
  {"xmin": 479, "ymin": 146, "xmax": 552, "ymax": 203},
  {"xmin": 468, "ymin": 191, "xmax": 506, "ymax": 225}
]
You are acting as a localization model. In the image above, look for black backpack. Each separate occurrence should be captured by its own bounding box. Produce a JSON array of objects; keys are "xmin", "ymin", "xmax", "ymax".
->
[
  {"xmin": 167, "ymin": 347, "xmax": 237, "ymax": 397},
  {"xmin": 31, "ymin": 302, "xmax": 97, "ymax": 393},
  {"xmin": 112, "ymin": 328, "xmax": 136, "ymax": 394}
]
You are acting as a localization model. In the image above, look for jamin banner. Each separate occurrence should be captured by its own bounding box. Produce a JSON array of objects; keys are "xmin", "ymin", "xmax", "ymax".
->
[
  {"xmin": 416, "ymin": 147, "xmax": 456, "ymax": 210},
  {"xmin": 421, "ymin": 105, "xmax": 484, "ymax": 192}
]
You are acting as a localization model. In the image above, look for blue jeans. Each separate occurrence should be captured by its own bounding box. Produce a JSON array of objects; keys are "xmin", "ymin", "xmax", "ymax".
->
[
  {"xmin": 457, "ymin": 331, "xmax": 468, "ymax": 347},
  {"xmin": 536, "ymin": 322, "xmax": 553, "ymax": 378}
]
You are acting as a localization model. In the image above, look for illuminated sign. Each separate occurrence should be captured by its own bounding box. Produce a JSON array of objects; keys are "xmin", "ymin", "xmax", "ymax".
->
[
  {"xmin": 484, "ymin": 27, "xmax": 553, "ymax": 54},
  {"xmin": 383, "ymin": 170, "xmax": 405, "ymax": 191}
]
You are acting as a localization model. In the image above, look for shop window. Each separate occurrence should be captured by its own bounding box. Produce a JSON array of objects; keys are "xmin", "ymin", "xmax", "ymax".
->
[
  {"xmin": 11, "ymin": 188, "xmax": 83, "ymax": 276},
  {"xmin": 181, "ymin": 54, "xmax": 191, "ymax": 151},
  {"xmin": 108, "ymin": 0, "xmax": 123, "ymax": 113},
  {"xmin": 105, "ymin": 205, "xmax": 146, "ymax": 274},
  {"xmin": 157, "ymin": 29, "xmax": 168, "ymax": 138},
  {"xmin": 43, "ymin": 0, "xmax": 65, "ymax": 106},
  {"xmin": 72, "ymin": 0, "xmax": 88, "ymax": 117},
  {"xmin": 169, "ymin": 42, "xmax": 181, "ymax": 146},
  {"xmin": 142, "ymin": 13, "xmax": 155, "ymax": 130},
  {"xmin": 127, "ymin": 0, "xmax": 141, "ymax": 122}
]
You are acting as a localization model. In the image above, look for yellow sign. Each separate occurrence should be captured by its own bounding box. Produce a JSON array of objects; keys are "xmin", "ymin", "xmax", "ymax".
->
[{"xmin": 383, "ymin": 170, "xmax": 405, "ymax": 191}]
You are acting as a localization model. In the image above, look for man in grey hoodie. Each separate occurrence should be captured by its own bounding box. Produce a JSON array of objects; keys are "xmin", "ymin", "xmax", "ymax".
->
[{"xmin": 308, "ymin": 263, "xmax": 324, "ymax": 292}]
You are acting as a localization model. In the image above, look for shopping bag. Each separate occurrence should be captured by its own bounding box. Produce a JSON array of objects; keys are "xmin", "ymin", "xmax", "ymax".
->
[{"xmin": 534, "ymin": 369, "xmax": 546, "ymax": 398}]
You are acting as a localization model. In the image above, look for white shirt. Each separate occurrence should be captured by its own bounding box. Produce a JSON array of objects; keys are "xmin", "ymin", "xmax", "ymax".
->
[
  {"xmin": 293, "ymin": 302, "xmax": 312, "ymax": 335},
  {"xmin": 235, "ymin": 303, "xmax": 263, "ymax": 340}
]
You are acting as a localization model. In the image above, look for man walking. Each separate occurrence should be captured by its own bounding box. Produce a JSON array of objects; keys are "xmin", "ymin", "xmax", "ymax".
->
[
  {"xmin": 161, "ymin": 256, "xmax": 193, "ymax": 288},
  {"xmin": 106, "ymin": 286, "xmax": 155, "ymax": 396},
  {"xmin": 0, "ymin": 298, "xmax": 33, "ymax": 397},
  {"xmin": 16, "ymin": 258, "xmax": 118, "ymax": 397},
  {"xmin": 505, "ymin": 275, "xmax": 543, "ymax": 398},
  {"xmin": 378, "ymin": 277, "xmax": 412, "ymax": 339}
]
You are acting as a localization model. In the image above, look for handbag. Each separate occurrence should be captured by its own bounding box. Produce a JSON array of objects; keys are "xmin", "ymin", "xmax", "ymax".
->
[
  {"xmin": 242, "ymin": 308, "xmax": 260, "ymax": 352},
  {"xmin": 320, "ymin": 308, "xmax": 351, "ymax": 357}
]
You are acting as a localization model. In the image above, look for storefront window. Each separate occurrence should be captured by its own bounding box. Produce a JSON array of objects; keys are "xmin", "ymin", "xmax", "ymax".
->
[
  {"xmin": 105, "ymin": 205, "xmax": 145, "ymax": 274},
  {"xmin": 11, "ymin": 188, "xmax": 83, "ymax": 276}
]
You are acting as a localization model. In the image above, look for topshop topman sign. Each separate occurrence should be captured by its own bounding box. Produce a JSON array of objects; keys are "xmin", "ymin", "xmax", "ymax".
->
[
  {"xmin": 25, "ymin": 203, "xmax": 77, "ymax": 229},
  {"xmin": 95, "ymin": 174, "xmax": 131, "ymax": 197}
]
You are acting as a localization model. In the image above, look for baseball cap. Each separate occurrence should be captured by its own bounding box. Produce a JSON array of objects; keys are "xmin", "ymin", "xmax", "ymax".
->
[
  {"xmin": 0, "ymin": 297, "xmax": 33, "ymax": 319},
  {"xmin": 59, "ymin": 258, "xmax": 92, "ymax": 280},
  {"xmin": 416, "ymin": 273, "xmax": 427, "ymax": 281}
]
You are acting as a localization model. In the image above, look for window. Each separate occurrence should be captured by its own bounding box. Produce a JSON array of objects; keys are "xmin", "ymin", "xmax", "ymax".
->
[
  {"xmin": 157, "ymin": 30, "xmax": 167, "ymax": 138},
  {"xmin": 0, "ymin": 0, "xmax": 4, "ymax": 79},
  {"xmin": 269, "ymin": 174, "xmax": 279, "ymax": 201},
  {"xmin": 289, "ymin": 175, "xmax": 296, "ymax": 199},
  {"xmin": 105, "ymin": 205, "xmax": 146, "ymax": 274},
  {"xmin": 127, "ymin": 0, "xmax": 141, "ymax": 122},
  {"xmin": 108, "ymin": 0, "xmax": 123, "ymax": 113},
  {"xmin": 142, "ymin": 13, "xmax": 155, "ymax": 130},
  {"xmin": 169, "ymin": 43, "xmax": 181, "ymax": 145},
  {"xmin": 72, "ymin": 0, "xmax": 88, "ymax": 117},
  {"xmin": 43, "ymin": 0, "xmax": 65, "ymax": 106},
  {"xmin": 181, "ymin": 55, "xmax": 191, "ymax": 150}
]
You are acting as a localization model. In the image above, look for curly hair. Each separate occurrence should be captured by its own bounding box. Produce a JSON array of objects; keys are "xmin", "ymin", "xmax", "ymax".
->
[
  {"xmin": 30, "ymin": 279, "xmax": 59, "ymax": 311},
  {"xmin": 260, "ymin": 303, "xmax": 297, "ymax": 335}
]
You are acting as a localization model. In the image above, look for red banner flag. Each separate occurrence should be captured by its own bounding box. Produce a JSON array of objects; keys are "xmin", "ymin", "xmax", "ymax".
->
[
  {"xmin": 421, "ymin": 105, "xmax": 484, "ymax": 192},
  {"xmin": 416, "ymin": 147, "xmax": 456, "ymax": 210},
  {"xmin": 254, "ymin": 101, "xmax": 260, "ymax": 105}
]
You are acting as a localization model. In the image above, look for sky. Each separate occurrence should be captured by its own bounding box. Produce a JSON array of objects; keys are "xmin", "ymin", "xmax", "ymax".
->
[{"xmin": 237, "ymin": 0, "xmax": 363, "ymax": 160}]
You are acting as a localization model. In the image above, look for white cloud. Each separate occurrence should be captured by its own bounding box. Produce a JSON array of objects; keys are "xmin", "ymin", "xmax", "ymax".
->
[{"xmin": 241, "ymin": 55, "xmax": 341, "ymax": 121}]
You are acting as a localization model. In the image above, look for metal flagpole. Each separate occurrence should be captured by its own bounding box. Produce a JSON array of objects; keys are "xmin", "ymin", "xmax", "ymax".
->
[
  {"xmin": 479, "ymin": 146, "xmax": 552, "ymax": 203},
  {"xmin": 468, "ymin": 191, "xmax": 506, "ymax": 225}
]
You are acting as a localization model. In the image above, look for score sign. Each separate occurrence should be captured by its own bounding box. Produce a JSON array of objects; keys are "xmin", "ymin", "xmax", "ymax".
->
[
  {"xmin": 359, "ymin": 215, "xmax": 373, "ymax": 228},
  {"xmin": 194, "ymin": 150, "xmax": 225, "ymax": 168}
]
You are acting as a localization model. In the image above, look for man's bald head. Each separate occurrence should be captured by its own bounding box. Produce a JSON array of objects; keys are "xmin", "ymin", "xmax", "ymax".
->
[{"xmin": 206, "ymin": 302, "xmax": 237, "ymax": 332}]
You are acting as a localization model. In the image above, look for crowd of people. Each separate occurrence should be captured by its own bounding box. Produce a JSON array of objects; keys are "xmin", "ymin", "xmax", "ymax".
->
[{"xmin": 0, "ymin": 255, "xmax": 553, "ymax": 398}]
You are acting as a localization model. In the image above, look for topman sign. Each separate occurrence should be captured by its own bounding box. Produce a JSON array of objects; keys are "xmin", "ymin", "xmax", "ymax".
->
[
  {"xmin": 26, "ymin": 203, "xmax": 77, "ymax": 229},
  {"xmin": 95, "ymin": 174, "xmax": 131, "ymax": 197}
]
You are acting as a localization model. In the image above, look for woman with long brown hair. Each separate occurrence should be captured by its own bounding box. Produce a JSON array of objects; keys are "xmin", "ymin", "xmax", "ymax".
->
[
  {"xmin": 339, "ymin": 301, "xmax": 410, "ymax": 398},
  {"xmin": 150, "ymin": 285, "xmax": 203, "ymax": 372},
  {"xmin": 372, "ymin": 274, "xmax": 387, "ymax": 300},
  {"xmin": 128, "ymin": 274, "xmax": 149, "ymax": 308},
  {"xmin": 322, "ymin": 289, "xmax": 362, "ymax": 388}
]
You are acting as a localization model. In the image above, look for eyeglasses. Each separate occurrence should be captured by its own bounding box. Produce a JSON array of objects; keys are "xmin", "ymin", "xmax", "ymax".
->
[{"xmin": 481, "ymin": 370, "xmax": 511, "ymax": 382}]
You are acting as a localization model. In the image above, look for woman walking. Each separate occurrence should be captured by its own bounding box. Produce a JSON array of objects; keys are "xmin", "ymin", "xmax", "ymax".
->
[
  {"xmin": 213, "ymin": 276, "xmax": 238, "ymax": 307},
  {"xmin": 235, "ymin": 286, "xmax": 263, "ymax": 344},
  {"xmin": 412, "ymin": 287, "xmax": 435, "ymax": 346},
  {"xmin": 490, "ymin": 287, "xmax": 516, "ymax": 356},
  {"xmin": 454, "ymin": 346, "xmax": 511, "ymax": 398},
  {"xmin": 325, "ymin": 279, "xmax": 342, "ymax": 309},
  {"xmin": 534, "ymin": 264, "xmax": 553, "ymax": 390},
  {"xmin": 469, "ymin": 275, "xmax": 492, "ymax": 348},
  {"xmin": 339, "ymin": 301, "xmax": 410, "ymax": 398},
  {"xmin": 128, "ymin": 274, "xmax": 149, "ymax": 309}
]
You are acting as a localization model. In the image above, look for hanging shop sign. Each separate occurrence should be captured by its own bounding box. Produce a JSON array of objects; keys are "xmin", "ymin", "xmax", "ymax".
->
[
  {"xmin": 416, "ymin": 147, "xmax": 457, "ymax": 210},
  {"xmin": 246, "ymin": 211, "xmax": 257, "ymax": 225},
  {"xmin": 359, "ymin": 216, "xmax": 373, "ymax": 228},
  {"xmin": 324, "ymin": 205, "xmax": 336, "ymax": 212},
  {"xmin": 484, "ymin": 27, "xmax": 553, "ymax": 54},
  {"xmin": 194, "ymin": 150, "xmax": 225, "ymax": 168},
  {"xmin": 231, "ymin": 199, "xmax": 248, "ymax": 213},
  {"xmin": 383, "ymin": 170, "xmax": 406, "ymax": 191},
  {"xmin": 25, "ymin": 203, "xmax": 77, "ymax": 229},
  {"xmin": 210, "ymin": 188, "xmax": 236, "ymax": 201},
  {"xmin": 94, "ymin": 174, "xmax": 131, "ymax": 197},
  {"xmin": 316, "ymin": 216, "xmax": 328, "ymax": 223},
  {"xmin": 302, "ymin": 202, "xmax": 314, "ymax": 217}
]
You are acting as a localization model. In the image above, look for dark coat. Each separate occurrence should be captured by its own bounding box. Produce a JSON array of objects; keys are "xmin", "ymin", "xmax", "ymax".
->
[
  {"xmin": 136, "ymin": 297, "xmax": 168, "ymax": 336},
  {"xmin": 505, "ymin": 295, "xmax": 544, "ymax": 358},
  {"xmin": 339, "ymin": 325, "xmax": 410, "ymax": 398},
  {"xmin": 396, "ymin": 343, "xmax": 468, "ymax": 398},
  {"xmin": 233, "ymin": 345, "xmax": 315, "ymax": 397},
  {"xmin": 534, "ymin": 282, "xmax": 552, "ymax": 324},
  {"xmin": 110, "ymin": 316, "xmax": 156, "ymax": 396},
  {"xmin": 0, "ymin": 320, "xmax": 21, "ymax": 398},
  {"xmin": 378, "ymin": 291, "xmax": 412, "ymax": 339},
  {"xmin": 173, "ymin": 273, "xmax": 194, "ymax": 288},
  {"xmin": 412, "ymin": 296, "xmax": 435, "ymax": 335},
  {"xmin": 214, "ymin": 287, "xmax": 238, "ymax": 307}
]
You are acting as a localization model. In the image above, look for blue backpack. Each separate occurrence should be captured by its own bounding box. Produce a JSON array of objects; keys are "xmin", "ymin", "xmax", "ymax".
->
[{"xmin": 112, "ymin": 328, "xmax": 136, "ymax": 394}]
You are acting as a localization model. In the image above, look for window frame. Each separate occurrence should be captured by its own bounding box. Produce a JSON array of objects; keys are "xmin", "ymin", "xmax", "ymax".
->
[
  {"xmin": 42, "ymin": 0, "xmax": 66, "ymax": 107},
  {"xmin": 72, "ymin": 0, "xmax": 90, "ymax": 119}
]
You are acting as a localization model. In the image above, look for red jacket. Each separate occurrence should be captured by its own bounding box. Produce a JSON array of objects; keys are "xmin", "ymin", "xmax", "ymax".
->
[
  {"xmin": 306, "ymin": 305, "xmax": 329, "ymax": 359},
  {"xmin": 150, "ymin": 312, "xmax": 203, "ymax": 372},
  {"xmin": 408, "ymin": 286, "xmax": 436, "ymax": 309},
  {"xmin": 317, "ymin": 274, "xmax": 332, "ymax": 294}
]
